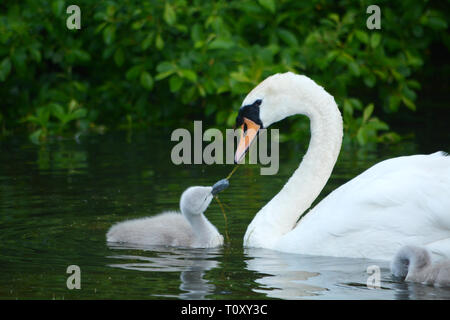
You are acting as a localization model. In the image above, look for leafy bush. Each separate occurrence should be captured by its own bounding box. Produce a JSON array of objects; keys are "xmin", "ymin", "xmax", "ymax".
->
[{"xmin": 0, "ymin": 0, "xmax": 448, "ymax": 144}]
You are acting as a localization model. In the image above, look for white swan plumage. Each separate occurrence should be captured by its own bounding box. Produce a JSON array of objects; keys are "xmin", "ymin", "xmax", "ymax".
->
[
  {"xmin": 391, "ymin": 245, "xmax": 450, "ymax": 287},
  {"xmin": 106, "ymin": 179, "xmax": 229, "ymax": 248},
  {"xmin": 234, "ymin": 72, "xmax": 450, "ymax": 261}
]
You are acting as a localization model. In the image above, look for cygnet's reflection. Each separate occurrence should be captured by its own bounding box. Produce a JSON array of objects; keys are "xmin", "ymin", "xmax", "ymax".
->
[
  {"xmin": 107, "ymin": 243, "xmax": 220, "ymax": 299},
  {"xmin": 391, "ymin": 279, "xmax": 450, "ymax": 300},
  {"xmin": 244, "ymin": 248, "xmax": 450, "ymax": 300}
]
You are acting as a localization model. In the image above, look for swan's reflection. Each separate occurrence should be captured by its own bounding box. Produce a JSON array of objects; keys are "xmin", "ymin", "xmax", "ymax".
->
[
  {"xmin": 245, "ymin": 248, "xmax": 324, "ymax": 299},
  {"xmin": 107, "ymin": 243, "xmax": 220, "ymax": 299},
  {"xmin": 244, "ymin": 248, "xmax": 450, "ymax": 300}
]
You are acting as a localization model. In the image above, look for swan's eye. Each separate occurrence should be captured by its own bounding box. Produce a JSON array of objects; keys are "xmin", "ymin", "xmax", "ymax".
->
[{"xmin": 253, "ymin": 99, "xmax": 262, "ymax": 107}]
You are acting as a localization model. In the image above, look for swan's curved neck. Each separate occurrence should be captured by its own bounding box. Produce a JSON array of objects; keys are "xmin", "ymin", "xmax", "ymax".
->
[{"xmin": 244, "ymin": 88, "xmax": 343, "ymax": 248}]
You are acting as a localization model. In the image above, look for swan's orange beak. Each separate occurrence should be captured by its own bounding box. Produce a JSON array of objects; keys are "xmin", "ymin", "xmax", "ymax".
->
[{"xmin": 234, "ymin": 117, "xmax": 260, "ymax": 164}]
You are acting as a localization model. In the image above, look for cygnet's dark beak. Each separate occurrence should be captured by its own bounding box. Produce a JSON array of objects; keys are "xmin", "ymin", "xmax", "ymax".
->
[{"xmin": 211, "ymin": 179, "xmax": 229, "ymax": 196}]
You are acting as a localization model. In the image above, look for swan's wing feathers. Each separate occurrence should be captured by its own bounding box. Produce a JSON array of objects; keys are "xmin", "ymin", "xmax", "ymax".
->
[{"xmin": 286, "ymin": 153, "xmax": 450, "ymax": 260}]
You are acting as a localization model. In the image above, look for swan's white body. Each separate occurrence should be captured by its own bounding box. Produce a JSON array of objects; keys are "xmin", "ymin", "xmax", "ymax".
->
[
  {"xmin": 240, "ymin": 72, "xmax": 450, "ymax": 261},
  {"xmin": 391, "ymin": 245, "xmax": 450, "ymax": 287},
  {"xmin": 107, "ymin": 186, "xmax": 224, "ymax": 248}
]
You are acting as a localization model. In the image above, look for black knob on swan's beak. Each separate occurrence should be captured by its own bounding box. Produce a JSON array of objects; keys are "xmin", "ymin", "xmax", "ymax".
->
[{"xmin": 211, "ymin": 179, "xmax": 229, "ymax": 196}]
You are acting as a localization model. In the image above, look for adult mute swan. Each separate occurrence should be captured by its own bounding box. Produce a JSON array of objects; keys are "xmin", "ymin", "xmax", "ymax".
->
[
  {"xmin": 106, "ymin": 179, "xmax": 229, "ymax": 248},
  {"xmin": 234, "ymin": 72, "xmax": 450, "ymax": 260},
  {"xmin": 391, "ymin": 245, "xmax": 450, "ymax": 287}
]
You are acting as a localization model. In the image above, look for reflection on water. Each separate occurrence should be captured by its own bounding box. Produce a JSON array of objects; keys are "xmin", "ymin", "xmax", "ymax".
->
[
  {"xmin": 1, "ymin": 127, "xmax": 449, "ymax": 300},
  {"xmin": 244, "ymin": 248, "xmax": 450, "ymax": 300},
  {"xmin": 107, "ymin": 244, "xmax": 220, "ymax": 299}
]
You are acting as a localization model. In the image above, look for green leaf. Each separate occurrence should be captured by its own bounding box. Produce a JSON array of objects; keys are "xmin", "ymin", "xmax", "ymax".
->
[
  {"xmin": 37, "ymin": 107, "xmax": 50, "ymax": 124},
  {"xmin": 348, "ymin": 62, "xmax": 360, "ymax": 76},
  {"xmin": 103, "ymin": 25, "xmax": 116, "ymax": 45},
  {"xmin": 72, "ymin": 49, "xmax": 91, "ymax": 62},
  {"xmin": 258, "ymin": 0, "xmax": 276, "ymax": 13},
  {"xmin": 51, "ymin": 103, "xmax": 66, "ymax": 121},
  {"xmin": 131, "ymin": 19, "xmax": 146, "ymax": 30},
  {"xmin": 0, "ymin": 58, "xmax": 12, "ymax": 81},
  {"xmin": 197, "ymin": 84, "xmax": 206, "ymax": 97},
  {"xmin": 364, "ymin": 74, "xmax": 376, "ymax": 87},
  {"xmin": 402, "ymin": 97, "xmax": 416, "ymax": 111},
  {"xmin": 215, "ymin": 109, "xmax": 228, "ymax": 124},
  {"xmin": 141, "ymin": 32, "xmax": 154, "ymax": 50},
  {"xmin": 24, "ymin": 115, "xmax": 40, "ymax": 125},
  {"xmin": 208, "ymin": 38, "xmax": 234, "ymax": 50},
  {"xmin": 426, "ymin": 16, "xmax": 447, "ymax": 30},
  {"xmin": 68, "ymin": 99, "xmax": 78, "ymax": 112},
  {"xmin": 278, "ymin": 29, "xmax": 298, "ymax": 47},
  {"xmin": 349, "ymin": 98, "xmax": 363, "ymax": 110},
  {"xmin": 181, "ymin": 86, "xmax": 197, "ymax": 104},
  {"xmin": 402, "ymin": 86, "xmax": 416, "ymax": 101},
  {"xmin": 29, "ymin": 129, "xmax": 43, "ymax": 145},
  {"xmin": 354, "ymin": 30, "xmax": 369, "ymax": 44},
  {"xmin": 155, "ymin": 34, "xmax": 164, "ymax": 50},
  {"xmin": 29, "ymin": 48, "xmax": 42, "ymax": 63},
  {"xmin": 370, "ymin": 33, "xmax": 381, "ymax": 48},
  {"xmin": 388, "ymin": 95, "xmax": 401, "ymax": 112},
  {"xmin": 179, "ymin": 69, "xmax": 197, "ymax": 83},
  {"xmin": 191, "ymin": 24, "xmax": 203, "ymax": 42},
  {"xmin": 328, "ymin": 13, "xmax": 340, "ymax": 23},
  {"xmin": 140, "ymin": 71, "xmax": 154, "ymax": 90},
  {"xmin": 114, "ymin": 48, "xmax": 124, "ymax": 67},
  {"xmin": 363, "ymin": 103, "xmax": 374, "ymax": 123},
  {"xmin": 366, "ymin": 119, "xmax": 389, "ymax": 131},
  {"xmin": 230, "ymin": 72, "xmax": 251, "ymax": 83},
  {"xmin": 155, "ymin": 62, "xmax": 177, "ymax": 80},
  {"xmin": 126, "ymin": 65, "xmax": 142, "ymax": 80},
  {"xmin": 155, "ymin": 70, "xmax": 176, "ymax": 81},
  {"xmin": 163, "ymin": 3, "xmax": 177, "ymax": 26},
  {"xmin": 356, "ymin": 127, "xmax": 368, "ymax": 146},
  {"xmin": 70, "ymin": 108, "xmax": 87, "ymax": 120},
  {"xmin": 227, "ymin": 111, "xmax": 238, "ymax": 127},
  {"xmin": 52, "ymin": 0, "xmax": 65, "ymax": 15},
  {"xmin": 379, "ymin": 132, "xmax": 402, "ymax": 143},
  {"xmin": 343, "ymin": 99, "xmax": 354, "ymax": 118},
  {"xmin": 156, "ymin": 61, "xmax": 176, "ymax": 73},
  {"xmin": 169, "ymin": 76, "xmax": 183, "ymax": 93}
]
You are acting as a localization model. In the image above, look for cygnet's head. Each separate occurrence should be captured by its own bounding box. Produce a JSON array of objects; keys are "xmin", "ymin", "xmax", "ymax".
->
[
  {"xmin": 391, "ymin": 245, "xmax": 431, "ymax": 279},
  {"xmin": 180, "ymin": 179, "xmax": 229, "ymax": 216}
]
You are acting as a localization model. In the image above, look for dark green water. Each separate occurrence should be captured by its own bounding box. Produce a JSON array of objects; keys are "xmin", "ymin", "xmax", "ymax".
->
[{"xmin": 1, "ymin": 127, "xmax": 449, "ymax": 300}]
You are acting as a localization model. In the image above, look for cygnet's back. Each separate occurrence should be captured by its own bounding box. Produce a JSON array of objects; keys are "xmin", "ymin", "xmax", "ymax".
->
[
  {"xmin": 391, "ymin": 245, "xmax": 450, "ymax": 287},
  {"xmin": 106, "ymin": 211, "xmax": 195, "ymax": 247}
]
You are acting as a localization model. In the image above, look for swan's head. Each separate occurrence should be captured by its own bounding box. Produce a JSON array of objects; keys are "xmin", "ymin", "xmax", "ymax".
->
[
  {"xmin": 180, "ymin": 179, "xmax": 229, "ymax": 216},
  {"xmin": 235, "ymin": 72, "xmax": 327, "ymax": 163}
]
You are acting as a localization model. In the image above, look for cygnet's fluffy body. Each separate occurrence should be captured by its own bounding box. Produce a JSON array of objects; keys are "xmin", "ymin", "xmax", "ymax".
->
[
  {"xmin": 391, "ymin": 245, "xmax": 450, "ymax": 287},
  {"xmin": 107, "ymin": 211, "xmax": 196, "ymax": 247},
  {"xmin": 107, "ymin": 182, "xmax": 228, "ymax": 248}
]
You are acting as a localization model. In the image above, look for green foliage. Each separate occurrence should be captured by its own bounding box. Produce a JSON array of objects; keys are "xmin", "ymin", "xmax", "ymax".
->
[
  {"xmin": 0, "ymin": 0, "xmax": 448, "ymax": 145},
  {"xmin": 23, "ymin": 100, "xmax": 87, "ymax": 143}
]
